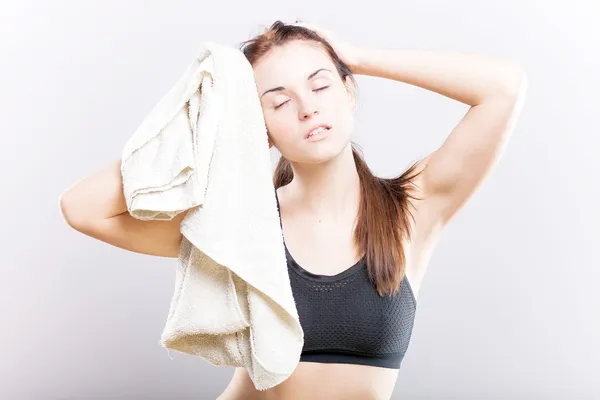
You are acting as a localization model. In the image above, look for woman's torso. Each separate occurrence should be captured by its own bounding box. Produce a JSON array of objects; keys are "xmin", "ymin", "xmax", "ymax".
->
[{"xmin": 218, "ymin": 182, "xmax": 441, "ymax": 400}]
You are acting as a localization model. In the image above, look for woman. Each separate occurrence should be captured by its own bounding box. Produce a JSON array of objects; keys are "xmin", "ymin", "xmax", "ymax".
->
[{"xmin": 59, "ymin": 20, "xmax": 527, "ymax": 400}]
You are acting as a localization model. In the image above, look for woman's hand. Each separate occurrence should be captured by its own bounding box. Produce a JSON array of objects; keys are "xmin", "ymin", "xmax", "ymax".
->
[{"xmin": 291, "ymin": 21, "xmax": 364, "ymax": 73}]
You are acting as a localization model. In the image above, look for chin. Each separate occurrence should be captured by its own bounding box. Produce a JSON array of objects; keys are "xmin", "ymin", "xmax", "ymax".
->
[{"xmin": 298, "ymin": 137, "xmax": 351, "ymax": 164}]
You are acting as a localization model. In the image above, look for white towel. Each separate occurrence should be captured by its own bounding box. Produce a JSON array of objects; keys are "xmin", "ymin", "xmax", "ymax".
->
[{"xmin": 120, "ymin": 42, "xmax": 304, "ymax": 391}]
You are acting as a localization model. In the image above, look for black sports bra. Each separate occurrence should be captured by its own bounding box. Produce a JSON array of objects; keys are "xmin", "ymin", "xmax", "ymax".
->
[{"xmin": 275, "ymin": 191, "xmax": 417, "ymax": 369}]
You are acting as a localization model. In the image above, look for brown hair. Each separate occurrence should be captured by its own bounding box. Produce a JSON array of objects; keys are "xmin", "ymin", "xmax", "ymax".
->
[{"xmin": 239, "ymin": 20, "xmax": 425, "ymax": 297}]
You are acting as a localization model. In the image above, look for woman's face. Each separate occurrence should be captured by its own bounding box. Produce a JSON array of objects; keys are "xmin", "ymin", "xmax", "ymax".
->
[{"xmin": 253, "ymin": 40, "xmax": 356, "ymax": 164}]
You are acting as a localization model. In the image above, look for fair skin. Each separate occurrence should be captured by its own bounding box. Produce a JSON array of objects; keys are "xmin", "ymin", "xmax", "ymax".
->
[
  {"xmin": 220, "ymin": 32, "xmax": 526, "ymax": 400},
  {"xmin": 59, "ymin": 24, "xmax": 526, "ymax": 400},
  {"xmin": 257, "ymin": 41, "xmax": 366, "ymax": 276}
]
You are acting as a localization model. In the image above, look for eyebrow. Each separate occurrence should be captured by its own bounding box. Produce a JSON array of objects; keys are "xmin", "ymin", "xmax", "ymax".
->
[{"xmin": 260, "ymin": 68, "xmax": 332, "ymax": 98}]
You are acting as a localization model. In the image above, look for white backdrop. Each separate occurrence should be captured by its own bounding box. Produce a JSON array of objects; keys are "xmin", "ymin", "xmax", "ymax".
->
[{"xmin": 1, "ymin": 0, "xmax": 598, "ymax": 398}]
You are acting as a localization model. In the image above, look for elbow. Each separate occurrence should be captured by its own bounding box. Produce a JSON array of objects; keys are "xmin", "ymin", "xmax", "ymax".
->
[
  {"xmin": 58, "ymin": 192, "xmax": 85, "ymax": 230},
  {"xmin": 486, "ymin": 65, "xmax": 527, "ymax": 106},
  {"xmin": 503, "ymin": 64, "xmax": 528, "ymax": 99}
]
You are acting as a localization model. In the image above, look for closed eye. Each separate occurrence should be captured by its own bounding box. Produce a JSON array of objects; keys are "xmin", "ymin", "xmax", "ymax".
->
[{"xmin": 274, "ymin": 86, "xmax": 331, "ymax": 110}]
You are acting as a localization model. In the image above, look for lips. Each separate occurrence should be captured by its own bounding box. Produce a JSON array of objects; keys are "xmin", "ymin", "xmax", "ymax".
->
[{"xmin": 305, "ymin": 124, "xmax": 331, "ymax": 139}]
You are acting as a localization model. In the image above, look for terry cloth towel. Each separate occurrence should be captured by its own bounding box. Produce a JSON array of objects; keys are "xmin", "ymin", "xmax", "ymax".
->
[{"xmin": 120, "ymin": 42, "xmax": 304, "ymax": 391}]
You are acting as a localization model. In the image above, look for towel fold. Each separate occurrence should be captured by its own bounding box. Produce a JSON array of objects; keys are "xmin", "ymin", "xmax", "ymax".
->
[{"xmin": 120, "ymin": 41, "xmax": 303, "ymax": 391}]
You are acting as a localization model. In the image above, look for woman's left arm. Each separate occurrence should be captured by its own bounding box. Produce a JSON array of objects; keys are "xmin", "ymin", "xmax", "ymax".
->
[{"xmin": 353, "ymin": 47, "xmax": 528, "ymax": 225}]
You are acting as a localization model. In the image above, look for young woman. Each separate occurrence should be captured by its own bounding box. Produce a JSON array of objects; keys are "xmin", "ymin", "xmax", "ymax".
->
[{"xmin": 59, "ymin": 20, "xmax": 527, "ymax": 400}]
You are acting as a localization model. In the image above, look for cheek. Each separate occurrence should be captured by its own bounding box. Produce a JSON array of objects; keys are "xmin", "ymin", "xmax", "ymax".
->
[
  {"xmin": 330, "ymin": 95, "xmax": 355, "ymax": 134},
  {"xmin": 266, "ymin": 116, "xmax": 295, "ymax": 145}
]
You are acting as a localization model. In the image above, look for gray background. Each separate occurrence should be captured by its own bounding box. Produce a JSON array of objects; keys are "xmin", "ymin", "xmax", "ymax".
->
[{"xmin": 1, "ymin": 0, "xmax": 598, "ymax": 399}]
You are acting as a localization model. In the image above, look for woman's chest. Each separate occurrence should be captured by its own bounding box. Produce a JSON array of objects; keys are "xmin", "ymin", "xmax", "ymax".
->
[
  {"xmin": 288, "ymin": 266, "xmax": 417, "ymax": 358},
  {"xmin": 282, "ymin": 215, "xmax": 362, "ymax": 276}
]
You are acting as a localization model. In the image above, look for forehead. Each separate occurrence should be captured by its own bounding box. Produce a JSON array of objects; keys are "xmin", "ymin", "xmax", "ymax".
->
[{"xmin": 253, "ymin": 41, "xmax": 335, "ymax": 90}]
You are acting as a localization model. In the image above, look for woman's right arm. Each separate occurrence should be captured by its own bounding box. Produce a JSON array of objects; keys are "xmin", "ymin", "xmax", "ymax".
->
[{"xmin": 59, "ymin": 160, "xmax": 188, "ymax": 258}]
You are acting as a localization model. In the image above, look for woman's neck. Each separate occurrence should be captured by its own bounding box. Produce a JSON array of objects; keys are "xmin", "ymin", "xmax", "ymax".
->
[{"xmin": 285, "ymin": 144, "xmax": 361, "ymax": 219}]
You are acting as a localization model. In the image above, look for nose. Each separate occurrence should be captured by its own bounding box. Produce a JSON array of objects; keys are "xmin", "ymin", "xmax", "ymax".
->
[{"xmin": 298, "ymin": 99, "xmax": 319, "ymax": 120}]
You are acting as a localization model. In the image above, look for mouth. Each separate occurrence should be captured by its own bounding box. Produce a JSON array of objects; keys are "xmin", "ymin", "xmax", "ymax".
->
[{"xmin": 305, "ymin": 125, "xmax": 331, "ymax": 141}]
